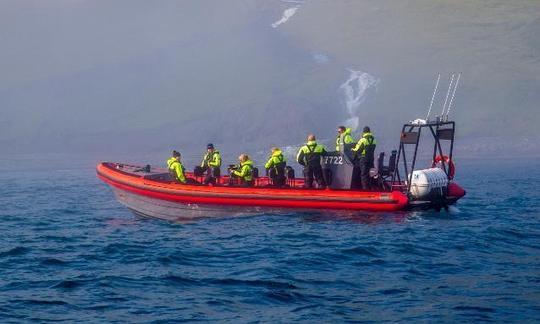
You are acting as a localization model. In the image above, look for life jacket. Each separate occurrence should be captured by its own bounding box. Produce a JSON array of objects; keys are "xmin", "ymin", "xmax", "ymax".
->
[
  {"xmin": 297, "ymin": 141, "xmax": 326, "ymax": 167},
  {"xmin": 264, "ymin": 149, "xmax": 286, "ymax": 171},
  {"xmin": 201, "ymin": 150, "xmax": 221, "ymax": 168},
  {"xmin": 167, "ymin": 157, "xmax": 176, "ymax": 169},
  {"xmin": 233, "ymin": 159, "xmax": 254, "ymax": 182},
  {"xmin": 335, "ymin": 128, "xmax": 354, "ymax": 151},
  {"xmin": 353, "ymin": 132, "xmax": 377, "ymax": 160},
  {"xmin": 167, "ymin": 157, "xmax": 186, "ymax": 183}
]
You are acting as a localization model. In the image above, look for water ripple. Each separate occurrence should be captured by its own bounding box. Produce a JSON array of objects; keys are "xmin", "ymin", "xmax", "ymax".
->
[
  {"xmin": 0, "ymin": 161, "xmax": 539, "ymax": 321},
  {"xmin": 0, "ymin": 247, "xmax": 30, "ymax": 258}
]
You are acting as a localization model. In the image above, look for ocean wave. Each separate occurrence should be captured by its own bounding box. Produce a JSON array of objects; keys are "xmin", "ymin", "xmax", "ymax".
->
[
  {"xmin": 0, "ymin": 246, "xmax": 29, "ymax": 258},
  {"xmin": 341, "ymin": 246, "xmax": 380, "ymax": 257},
  {"xmin": 39, "ymin": 257, "xmax": 70, "ymax": 266},
  {"xmin": 50, "ymin": 279, "xmax": 88, "ymax": 289},
  {"xmin": 2, "ymin": 160, "xmax": 540, "ymax": 321},
  {"xmin": 264, "ymin": 289, "xmax": 311, "ymax": 303},
  {"xmin": 12, "ymin": 298, "xmax": 72, "ymax": 306},
  {"xmin": 208, "ymin": 278, "xmax": 297, "ymax": 290},
  {"xmin": 162, "ymin": 274, "xmax": 200, "ymax": 286}
]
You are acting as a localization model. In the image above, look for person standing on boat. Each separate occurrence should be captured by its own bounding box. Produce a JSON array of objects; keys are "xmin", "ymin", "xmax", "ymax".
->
[
  {"xmin": 352, "ymin": 126, "xmax": 377, "ymax": 190},
  {"xmin": 297, "ymin": 134, "xmax": 327, "ymax": 189},
  {"xmin": 265, "ymin": 147, "xmax": 287, "ymax": 187},
  {"xmin": 167, "ymin": 150, "xmax": 187, "ymax": 184},
  {"xmin": 231, "ymin": 154, "xmax": 254, "ymax": 186},
  {"xmin": 335, "ymin": 126, "xmax": 355, "ymax": 151},
  {"xmin": 199, "ymin": 143, "xmax": 221, "ymax": 185}
]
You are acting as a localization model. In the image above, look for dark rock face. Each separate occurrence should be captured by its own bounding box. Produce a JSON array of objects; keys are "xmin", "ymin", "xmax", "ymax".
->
[{"xmin": 1, "ymin": 1, "xmax": 539, "ymax": 157}]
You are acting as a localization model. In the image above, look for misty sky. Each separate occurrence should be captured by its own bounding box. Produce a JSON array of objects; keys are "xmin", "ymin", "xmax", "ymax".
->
[{"xmin": 1, "ymin": 0, "xmax": 539, "ymax": 159}]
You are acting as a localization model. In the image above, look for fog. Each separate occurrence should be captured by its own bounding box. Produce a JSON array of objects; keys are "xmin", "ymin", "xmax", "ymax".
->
[{"xmin": 1, "ymin": 0, "xmax": 539, "ymax": 165}]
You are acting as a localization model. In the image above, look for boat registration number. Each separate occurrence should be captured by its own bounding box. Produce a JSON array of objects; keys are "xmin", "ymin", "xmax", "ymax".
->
[{"xmin": 324, "ymin": 156, "xmax": 343, "ymax": 165}]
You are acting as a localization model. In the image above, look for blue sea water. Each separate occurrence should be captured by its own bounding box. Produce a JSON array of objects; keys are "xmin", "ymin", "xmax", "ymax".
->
[{"xmin": 1, "ymin": 156, "xmax": 539, "ymax": 322}]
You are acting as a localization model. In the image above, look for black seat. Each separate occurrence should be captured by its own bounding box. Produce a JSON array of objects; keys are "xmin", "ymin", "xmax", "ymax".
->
[
  {"xmin": 252, "ymin": 167, "xmax": 259, "ymax": 179},
  {"xmin": 377, "ymin": 152, "xmax": 385, "ymax": 174},
  {"xmin": 193, "ymin": 166, "xmax": 205, "ymax": 177},
  {"xmin": 377, "ymin": 150, "xmax": 397, "ymax": 179},
  {"xmin": 285, "ymin": 166, "xmax": 295, "ymax": 187},
  {"xmin": 250, "ymin": 167, "xmax": 258, "ymax": 186},
  {"xmin": 388, "ymin": 150, "xmax": 397, "ymax": 174}
]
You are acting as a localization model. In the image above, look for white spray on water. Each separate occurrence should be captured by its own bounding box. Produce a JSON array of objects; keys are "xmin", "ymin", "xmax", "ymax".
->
[{"xmin": 339, "ymin": 69, "xmax": 378, "ymax": 131}]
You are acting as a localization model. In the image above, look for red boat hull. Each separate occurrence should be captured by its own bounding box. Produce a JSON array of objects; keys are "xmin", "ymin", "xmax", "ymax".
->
[{"xmin": 97, "ymin": 162, "xmax": 410, "ymax": 219}]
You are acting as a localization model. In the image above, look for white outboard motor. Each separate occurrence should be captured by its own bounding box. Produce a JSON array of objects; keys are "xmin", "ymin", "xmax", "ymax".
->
[{"xmin": 409, "ymin": 168, "xmax": 448, "ymax": 199}]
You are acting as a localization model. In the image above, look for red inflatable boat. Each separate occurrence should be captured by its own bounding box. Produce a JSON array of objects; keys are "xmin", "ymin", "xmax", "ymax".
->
[
  {"xmin": 97, "ymin": 162, "xmax": 410, "ymax": 219},
  {"xmin": 97, "ymin": 120, "xmax": 465, "ymax": 220}
]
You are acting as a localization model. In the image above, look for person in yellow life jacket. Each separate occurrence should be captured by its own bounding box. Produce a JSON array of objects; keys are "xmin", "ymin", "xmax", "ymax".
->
[
  {"xmin": 296, "ymin": 134, "xmax": 327, "ymax": 188},
  {"xmin": 231, "ymin": 154, "xmax": 254, "ymax": 186},
  {"xmin": 199, "ymin": 143, "xmax": 221, "ymax": 185},
  {"xmin": 167, "ymin": 150, "xmax": 199, "ymax": 185},
  {"xmin": 167, "ymin": 150, "xmax": 187, "ymax": 183},
  {"xmin": 265, "ymin": 147, "xmax": 286, "ymax": 187},
  {"xmin": 335, "ymin": 126, "xmax": 355, "ymax": 151},
  {"xmin": 352, "ymin": 126, "xmax": 377, "ymax": 190}
]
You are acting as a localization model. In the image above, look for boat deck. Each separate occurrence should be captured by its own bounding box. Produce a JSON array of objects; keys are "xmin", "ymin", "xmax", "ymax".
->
[{"xmin": 113, "ymin": 163, "xmax": 312, "ymax": 189}]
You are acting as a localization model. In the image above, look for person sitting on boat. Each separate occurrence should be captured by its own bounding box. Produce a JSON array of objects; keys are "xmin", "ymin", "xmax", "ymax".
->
[
  {"xmin": 230, "ymin": 154, "xmax": 254, "ymax": 186},
  {"xmin": 167, "ymin": 150, "xmax": 187, "ymax": 183},
  {"xmin": 296, "ymin": 134, "xmax": 327, "ymax": 189},
  {"xmin": 167, "ymin": 151, "xmax": 198, "ymax": 184},
  {"xmin": 335, "ymin": 126, "xmax": 355, "ymax": 151},
  {"xmin": 198, "ymin": 143, "xmax": 221, "ymax": 185},
  {"xmin": 352, "ymin": 126, "xmax": 377, "ymax": 190},
  {"xmin": 265, "ymin": 147, "xmax": 287, "ymax": 187}
]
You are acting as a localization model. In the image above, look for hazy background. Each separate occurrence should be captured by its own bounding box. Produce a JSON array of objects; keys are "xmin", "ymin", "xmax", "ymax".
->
[{"xmin": 1, "ymin": 0, "xmax": 539, "ymax": 166}]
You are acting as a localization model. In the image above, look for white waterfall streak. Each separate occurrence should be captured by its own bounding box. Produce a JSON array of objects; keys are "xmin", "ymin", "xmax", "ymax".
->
[
  {"xmin": 271, "ymin": 6, "xmax": 300, "ymax": 28},
  {"xmin": 339, "ymin": 69, "xmax": 378, "ymax": 131}
]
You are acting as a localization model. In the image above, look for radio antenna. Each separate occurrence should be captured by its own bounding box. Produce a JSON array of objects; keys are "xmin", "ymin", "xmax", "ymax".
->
[
  {"xmin": 441, "ymin": 73, "xmax": 455, "ymax": 118},
  {"xmin": 425, "ymin": 73, "xmax": 440, "ymax": 121},
  {"xmin": 445, "ymin": 72, "xmax": 461, "ymax": 121}
]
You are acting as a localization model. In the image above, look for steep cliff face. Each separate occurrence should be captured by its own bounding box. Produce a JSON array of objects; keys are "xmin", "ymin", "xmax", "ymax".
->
[
  {"xmin": 280, "ymin": 0, "xmax": 540, "ymax": 138},
  {"xmin": 1, "ymin": 1, "xmax": 538, "ymax": 156},
  {"xmin": 0, "ymin": 1, "xmax": 347, "ymax": 154}
]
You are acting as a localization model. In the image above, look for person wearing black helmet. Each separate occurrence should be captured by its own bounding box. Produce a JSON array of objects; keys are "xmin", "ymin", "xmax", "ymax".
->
[{"xmin": 198, "ymin": 143, "xmax": 222, "ymax": 185}]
